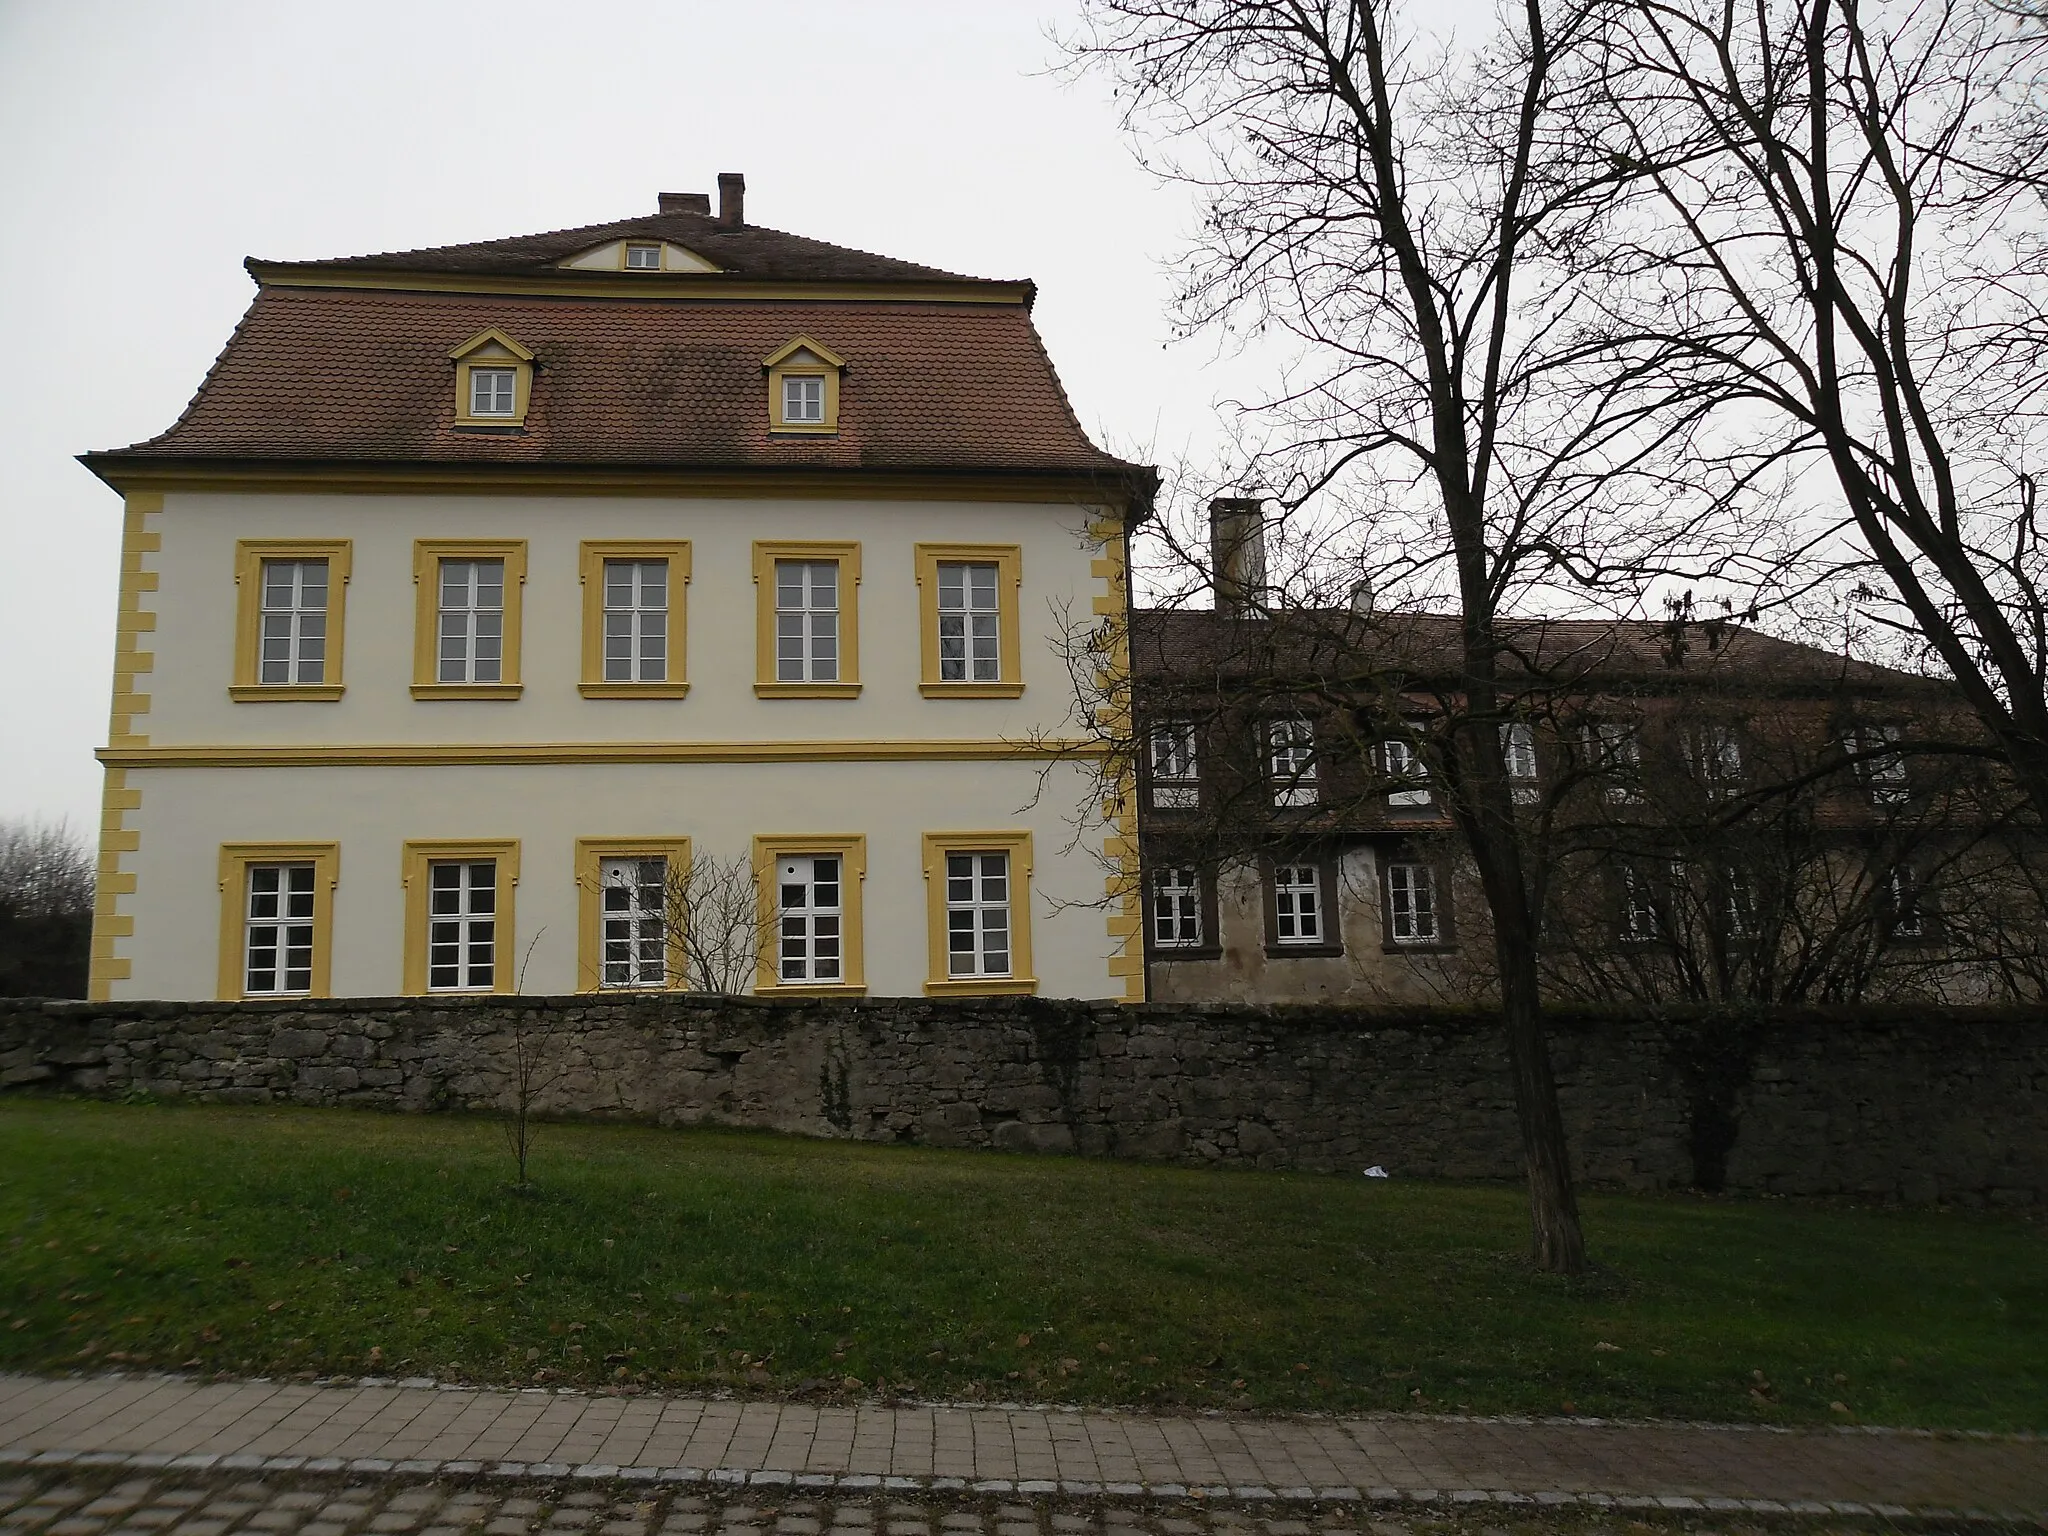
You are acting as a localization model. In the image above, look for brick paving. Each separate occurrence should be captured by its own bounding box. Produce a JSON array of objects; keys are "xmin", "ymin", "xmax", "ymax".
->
[{"xmin": 2, "ymin": 1374, "xmax": 2044, "ymax": 1523}]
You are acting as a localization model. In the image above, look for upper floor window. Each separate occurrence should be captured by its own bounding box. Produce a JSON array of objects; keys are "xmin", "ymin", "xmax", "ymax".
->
[
  {"xmin": 624, "ymin": 243, "xmax": 663, "ymax": 270},
  {"xmin": 1148, "ymin": 722, "xmax": 1200, "ymax": 809},
  {"xmin": 776, "ymin": 561, "xmax": 841, "ymax": 682},
  {"xmin": 599, "ymin": 561, "xmax": 670, "ymax": 683},
  {"xmin": 260, "ymin": 560, "xmax": 328, "ymax": 684},
  {"xmin": 412, "ymin": 541, "xmax": 526, "ymax": 699},
  {"xmin": 1850, "ymin": 724, "xmax": 1910, "ymax": 804},
  {"xmin": 916, "ymin": 544, "xmax": 1023, "ymax": 697},
  {"xmin": 469, "ymin": 368, "xmax": 516, "ymax": 418},
  {"xmin": 939, "ymin": 562, "xmax": 1001, "ymax": 683},
  {"xmin": 232, "ymin": 540, "xmax": 351, "ymax": 702},
  {"xmin": 1690, "ymin": 725, "xmax": 1744, "ymax": 795},
  {"xmin": 438, "ymin": 559, "xmax": 506, "ymax": 685},
  {"xmin": 1269, "ymin": 718, "xmax": 1318, "ymax": 807},
  {"xmin": 1586, "ymin": 722, "xmax": 1643, "ymax": 803},
  {"xmin": 754, "ymin": 542, "xmax": 861, "ymax": 696},
  {"xmin": 579, "ymin": 542, "xmax": 690, "ymax": 699},
  {"xmin": 1383, "ymin": 735, "xmax": 1431, "ymax": 807},
  {"xmin": 1501, "ymin": 722, "xmax": 1538, "ymax": 803}
]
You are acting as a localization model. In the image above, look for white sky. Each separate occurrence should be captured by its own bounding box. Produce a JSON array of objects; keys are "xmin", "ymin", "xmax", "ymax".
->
[{"xmin": 0, "ymin": 0, "xmax": 1267, "ymax": 833}]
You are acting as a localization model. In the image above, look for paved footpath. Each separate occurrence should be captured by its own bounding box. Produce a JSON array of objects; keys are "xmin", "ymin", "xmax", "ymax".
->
[{"xmin": 3, "ymin": 1375, "xmax": 2045, "ymax": 1524}]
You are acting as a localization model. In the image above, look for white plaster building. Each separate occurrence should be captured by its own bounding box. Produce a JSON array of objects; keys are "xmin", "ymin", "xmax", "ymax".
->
[{"xmin": 84, "ymin": 178, "xmax": 1153, "ymax": 1003}]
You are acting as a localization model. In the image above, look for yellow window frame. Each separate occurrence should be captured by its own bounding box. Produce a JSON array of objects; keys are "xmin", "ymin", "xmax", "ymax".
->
[
  {"xmin": 216, "ymin": 842, "xmax": 341, "ymax": 1000},
  {"xmin": 763, "ymin": 336, "xmax": 845, "ymax": 434},
  {"xmin": 575, "ymin": 837, "xmax": 692, "ymax": 992},
  {"xmin": 230, "ymin": 539, "xmax": 352, "ymax": 701},
  {"xmin": 449, "ymin": 328, "xmax": 535, "ymax": 428},
  {"xmin": 401, "ymin": 839, "xmax": 520, "ymax": 996},
  {"xmin": 751, "ymin": 541, "xmax": 862, "ymax": 697},
  {"xmin": 920, "ymin": 829, "xmax": 1036, "ymax": 996},
  {"xmin": 752, "ymin": 833, "xmax": 868, "ymax": 997},
  {"xmin": 412, "ymin": 539, "xmax": 527, "ymax": 699},
  {"xmin": 579, "ymin": 541, "xmax": 692, "ymax": 698},
  {"xmin": 914, "ymin": 543, "xmax": 1025, "ymax": 698}
]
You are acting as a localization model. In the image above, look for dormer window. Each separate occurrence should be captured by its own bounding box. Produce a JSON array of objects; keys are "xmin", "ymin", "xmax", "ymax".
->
[
  {"xmin": 448, "ymin": 328, "xmax": 535, "ymax": 428},
  {"xmin": 763, "ymin": 336, "xmax": 846, "ymax": 433},
  {"xmin": 470, "ymin": 368, "xmax": 516, "ymax": 417},
  {"xmin": 624, "ymin": 243, "xmax": 662, "ymax": 270}
]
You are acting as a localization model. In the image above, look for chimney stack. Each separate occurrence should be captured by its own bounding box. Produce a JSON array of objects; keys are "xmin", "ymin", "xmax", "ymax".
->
[
  {"xmin": 717, "ymin": 172, "xmax": 746, "ymax": 227},
  {"xmin": 1209, "ymin": 497, "xmax": 1268, "ymax": 617},
  {"xmin": 658, "ymin": 191, "xmax": 711, "ymax": 215}
]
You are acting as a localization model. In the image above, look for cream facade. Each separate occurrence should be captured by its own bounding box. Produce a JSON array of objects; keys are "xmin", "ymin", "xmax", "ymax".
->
[{"xmin": 94, "ymin": 487, "xmax": 1141, "ymax": 1002}]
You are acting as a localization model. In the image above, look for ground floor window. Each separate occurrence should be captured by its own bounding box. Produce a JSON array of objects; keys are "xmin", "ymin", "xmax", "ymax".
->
[
  {"xmin": 1385, "ymin": 861, "xmax": 1438, "ymax": 944},
  {"xmin": 599, "ymin": 856, "xmax": 667, "ymax": 988},
  {"xmin": 428, "ymin": 860, "xmax": 498, "ymax": 991},
  {"xmin": 1151, "ymin": 865, "xmax": 1203, "ymax": 948},
  {"xmin": 1272, "ymin": 863, "xmax": 1324, "ymax": 945},
  {"xmin": 777, "ymin": 853, "xmax": 844, "ymax": 983},
  {"xmin": 244, "ymin": 863, "xmax": 315, "ymax": 994}
]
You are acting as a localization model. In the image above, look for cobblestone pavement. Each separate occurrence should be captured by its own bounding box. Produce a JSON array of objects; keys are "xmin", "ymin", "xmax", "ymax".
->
[{"xmin": 3, "ymin": 1376, "xmax": 2044, "ymax": 1525}]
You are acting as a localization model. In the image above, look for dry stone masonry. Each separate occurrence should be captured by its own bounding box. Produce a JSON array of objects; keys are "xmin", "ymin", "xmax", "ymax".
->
[{"xmin": 1, "ymin": 995, "xmax": 2042, "ymax": 1205}]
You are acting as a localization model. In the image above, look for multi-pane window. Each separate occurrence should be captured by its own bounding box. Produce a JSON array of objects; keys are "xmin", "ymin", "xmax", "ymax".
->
[
  {"xmin": 1383, "ymin": 736, "xmax": 1430, "ymax": 806},
  {"xmin": 783, "ymin": 375, "xmax": 825, "ymax": 424},
  {"xmin": 599, "ymin": 857, "xmax": 666, "ymax": 988},
  {"xmin": 1852, "ymin": 724, "xmax": 1910, "ymax": 803},
  {"xmin": 243, "ymin": 863, "xmax": 315, "ymax": 995},
  {"xmin": 1272, "ymin": 864, "xmax": 1324, "ymax": 945},
  {"xmin": 945, "ymin": 852, "xmax": 1012, "ymax": 977},
  {"xmin": 625, "ymin": 243, "xmax": 662, "ymax": 269},
  {"xmin": 1150, "ymin": 865, "xmax": 1203, "ymax": 948},
  {"xmin": 937, "ymin": 562, "xmax": 1001, "ymax": 682},
  {"xmin": 438, "ymin": 559, "xmax": 505, "ymax": 683},
  {"xmin": 1501, "ymin": 722, "xmax": 1538, "ymax": 803},
  {"xmin": 1722, "ymin": 866, "xmax": 1758, "ymax": 939},
  {"xmin": 1886, "ymin": 865, "xmax": 1929, "ymax": 940},
  {"xmin": 1587, "ymin": 722, "xmax": 1643, "ymax": 802},
  {"xmin": 427, "ymin": 860, "xmax": 497, "ymax": 991},
  {"xmin": 777, "ymin": 854, "xmax": 844, "ymax": 984},
  {"xmin": 1269, "ymin": 718, "xmax": 1318, "ymax": 807},
  {"xmin": 1691, "ymin": 726, "xmax": 1744, "ymax": 795},
  {"xmin": 1619, "ymin": 864, "xmax": 1660, "ymax": 942},
  {"xmin": 257, "ymin": 559, "xmax": 329, "ymax": 685},
  {"xmin": 469, "ymin": 368, "xmax": 516, "ymax": 417},
  {"xmin": 1149, "ymin": 722, "xmax": 1200, "ymax": 808},
  {"xmin": 775, "ymin": 561, "xmax": 840, "ymax": 683},
  {"xmin": 602, "ymin": 560, "xmax": 669, "ymax": 683},
  {"xmin": 1385, "ymin": 861, "xmax": 1439, "ymax": 944}
]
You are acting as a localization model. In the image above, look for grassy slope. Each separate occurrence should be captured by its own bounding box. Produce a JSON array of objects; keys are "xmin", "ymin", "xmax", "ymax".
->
[{"xmin": 0, "ymin": 1100, "xmax": 2040, "ymax": 1429}]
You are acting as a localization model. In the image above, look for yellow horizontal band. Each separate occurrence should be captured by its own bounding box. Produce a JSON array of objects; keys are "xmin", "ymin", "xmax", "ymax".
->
[{"xmin": 97, "ymin": 738, "xmax": 1105, "ymax": 768}]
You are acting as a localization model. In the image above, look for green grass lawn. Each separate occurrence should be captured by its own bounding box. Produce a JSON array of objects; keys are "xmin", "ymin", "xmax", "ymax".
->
[{"xmin": 0, "ymin": 1099, "xmax": 2041, "ymax": 1430}]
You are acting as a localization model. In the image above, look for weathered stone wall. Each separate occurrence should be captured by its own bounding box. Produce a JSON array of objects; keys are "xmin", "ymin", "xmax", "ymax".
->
[{"xmin": 2, "ymin": 995, "xmax": 2042, "ymax": 1204}]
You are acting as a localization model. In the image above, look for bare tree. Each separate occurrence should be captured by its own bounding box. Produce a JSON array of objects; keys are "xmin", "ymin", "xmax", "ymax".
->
[
  {"xmin": 586, "ymin": 850, "xmax": 772, "ymax": 995},
  {"xmin": 1577, "ymin": 0, "xmax": 2048, "ymax": 826},
  {"xmin": 1064, "ymin": 0, "xmax": 1773, "ymax": 1271},
  {"xmin": 0, "ymin": 817, "xmax": 95, "ymax": 998}
]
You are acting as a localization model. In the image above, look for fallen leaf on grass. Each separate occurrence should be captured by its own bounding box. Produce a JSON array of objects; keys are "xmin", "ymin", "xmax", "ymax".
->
[
  {"xmin": 266, "ymin": 1301, "xmax": 285, "ymax": 1313},
  {"xmin": 1016, "ymin": 1333, "xmax": 1032, "ymax": 1347},
  {"xmin": 1594, "ymin": 1341, "xmax": 1621, "ymax": 1352}
]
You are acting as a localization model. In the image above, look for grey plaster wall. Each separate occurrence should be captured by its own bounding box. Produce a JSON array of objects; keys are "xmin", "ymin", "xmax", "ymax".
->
[{"xmin": 2, "ymin": 995, "xmax": 2042, "ymax": 1204}]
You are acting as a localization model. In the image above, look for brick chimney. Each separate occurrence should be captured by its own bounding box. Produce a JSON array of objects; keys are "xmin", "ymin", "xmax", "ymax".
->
[
  {"xmin": 657, "ymin": 191, "xmax": 710, "ymax": 215},
  {"xmin": 717, "ymin": 172, "xmax": 746, "ymax": 227},
  {"xmin": 1209, "ymin": 497, "xmax": 1268, "ymax": 617}
]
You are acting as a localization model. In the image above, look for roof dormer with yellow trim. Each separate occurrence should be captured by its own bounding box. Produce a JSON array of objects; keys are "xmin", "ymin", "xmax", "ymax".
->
[
  {"xmin": 449, "ymin": 328, "xmax": 535, "ymax": 429},
  {"xmin": 556, "ymin": 239, "xmax": 722, "ymax": 273},
  {"xmin": 764, "ymin": 336, "xmax": 845, "ymax": 435}
]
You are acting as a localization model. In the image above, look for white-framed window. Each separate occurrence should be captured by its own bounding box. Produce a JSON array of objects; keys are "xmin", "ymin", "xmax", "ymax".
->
[
  {"xmin": 1383, "ymin": 736, "xmax": 1431, "ymax": 806},
  {"xmin": 625, "ymin": 243, "xmax": 662, "ymax": 270},
  {"xmin": 257, "ymin": 559, "xmax": 329, "ymax": 685},
  {"xmin": 1886, "ymin": 865, "xmax": 1929, "ymax": 940},
  {"xmin": 1150, "ymin": 865, "xmax": 1203, "ymax": 948},
  {"xmin": 937, "ymin": 562, "xmax": 1001, "ymax": 683},
  {"xmin": 1385, "ymin": 861, "xmax": 1439, "ymax": 944},
  {"xmin": 1852, "ymin": 724, "xmax": 1910, "ymax": 804},
  {"xmin": 438, "ymin": 559, "xmax": 506, "ymax": 684},
  {"xmin": 598, "ymin": 857, "xmax": 667, "ymax": 988},
  {"xmin": 782, "ymin": 375, "xmax": 825, "ymax": 424},
  {"xmin": 945, "ymin": 851, "xmax": 1012, "ymax": 977},
  {"xmin": 1148, "ymin": 722, "xmax": 1200, "ymax": 808},
  {"xmin": 1272, "ymin": 863, "xmax": 1324, "ymax": 945},
  {"xmin": 1588, "ymin": 722, "xmax": 1644, "ymax": 803},
  {"xmin": 1269, "ymin": 718, "xmax": 1318, "ymax": 807},
  {"xmin": 602, "ymin": 560, "xmax": 669, "ymax": 684},
  {"xmin": 469, "ymin": 367, "xmax": 516, "ymax": 418},
  {"xmin": 777, "ymin": 854, "xmax": 845, "ymax": 984},
  {"xmin": 1722, "ymin": 866, "xmax": 1758, "ymax": 939},
  {"xmin": 1501, "ymin": 721, "xmax": 1539, "ymax": 803},
  {"xmin": 426, "ymin": 860, "xmax": 497, "ymax": 992},
  {"xmin": 243, "ymin": 863, "xmax": 315, "ymax": 995},
  {"xmin": 1619, "ymin": 864, "xmax": 1660, "ymax": 942},
  {"xmin": 1691, "ymin": 726, "xmax": 1744, "ymax": 795},
  {"xmin": 774, "ymin": 560, "xmax": 840, "ymax": 683}
]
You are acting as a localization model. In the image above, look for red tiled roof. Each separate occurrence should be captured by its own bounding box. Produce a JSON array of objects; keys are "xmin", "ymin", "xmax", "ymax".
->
[{"xmin": 91, "ymin": 286, "xmax": 1141, "ymax": 479}]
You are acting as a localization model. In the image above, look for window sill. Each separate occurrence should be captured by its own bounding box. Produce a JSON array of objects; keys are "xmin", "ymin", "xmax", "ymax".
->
[
  {"xmin": 755, "ymin": 682, "xmax": 863, "ymax": 698},
  {"xmin": 411, "ymin": 683, "xmax": 523, "ymax": 701},
  {"xmin": 1383, "ymin": 942, "xmax": 1458, "ymax": 955},
  {"xmin": 580, "ymin": 682, "xmax": 691, "ymax": 699},
  {"xmin": 229, "ymin": 684, "xmax": 345, "ymax": 703},
  {"xmin": 923, "ymin": 976, "xmax": 1038, "ymax": 997},
  {"xmin": 920, "ymin": 682, "xmax": 1026, "ymax": 699},
  {"xmin": 757, "ymin": 982, "xmax": 870, "ymax": 999},
  {"xmin": 451, "ymin": 416, "xmax": 529, "ymax": 430},
  {"xmin": 767, "ymin": 424, "xmax": 839, "ymax": 436},
  {"xmin": 1265, "ymin": 943, "xmax": 1344, "ymax": 960},
  {"xmin": 1149, "ymin": 945, "xmax": 1223, "ymax": 962}
]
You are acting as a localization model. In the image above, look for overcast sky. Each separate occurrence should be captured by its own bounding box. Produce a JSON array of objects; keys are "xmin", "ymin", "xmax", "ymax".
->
[{"xmin": 0, "ymin": 0, "xmax": 1302, "ymax": 833}]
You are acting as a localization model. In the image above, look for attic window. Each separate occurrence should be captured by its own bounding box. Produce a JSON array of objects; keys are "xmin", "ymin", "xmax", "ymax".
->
[
  {"xmin": 448, "ymin": 327, "xmax": 536, "ymax": 428},
  {"xmin": 783, "ymin": 376, "xmax": 825, "ymax": 424},
  {"xmin": 470, "ymin": 369, "xmax": 516, "ymax": 417},
  {"xmin": 625, "ymin": 243, "xmax": 662, "ymax": 270},
  {"xmin": 763, "ymin": 335, "xmax": 846, "ymax": 434}
]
